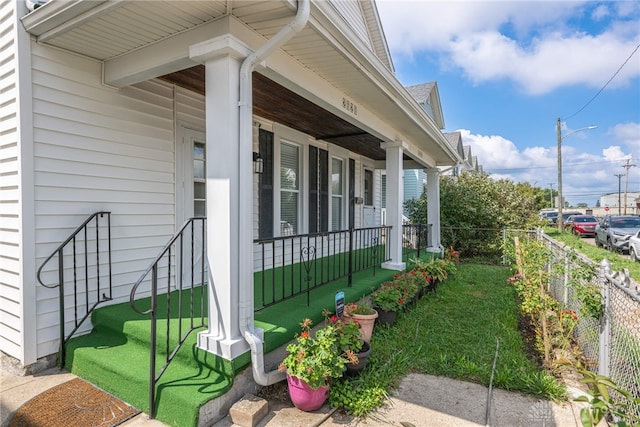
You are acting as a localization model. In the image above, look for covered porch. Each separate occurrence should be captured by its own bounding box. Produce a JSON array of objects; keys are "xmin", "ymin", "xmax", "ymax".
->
[{"xmin": 19, "ymin": 1, "xmax": 461, "ymax": 421}]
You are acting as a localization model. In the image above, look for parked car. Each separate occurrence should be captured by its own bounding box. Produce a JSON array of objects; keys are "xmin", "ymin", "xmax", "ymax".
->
[
  {"xmin": 565, "ymin": 214, "xmax": 599, "ymax": 237},
  {"xmin": 630, "ymin": 230, "xmax": 640, "ymax": 262},
  {"xmin": 595, "ymin": 215, "xmax": 640, "ymax": 253},
  {"xmin": 556, "ymin": 211, "xmax": 581, "ymax": 226},
  {"xmin": 544, "ymin": 211, "xmax": 558, "ymax": 225}
]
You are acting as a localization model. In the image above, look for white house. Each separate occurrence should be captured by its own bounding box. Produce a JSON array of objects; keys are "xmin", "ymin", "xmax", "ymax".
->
[{"xmin": 1, "ymin": 0, "xmax": 461, "ymax": 407}]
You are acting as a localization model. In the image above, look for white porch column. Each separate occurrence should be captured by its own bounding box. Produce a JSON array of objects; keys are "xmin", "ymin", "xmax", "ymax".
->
[
  {"xmin": 381, "ymin": 141, "xmax": 405, "ymax": 271},
  {"xmin": 190, "ymin": 36, "xmax": 253, "ymax": 360},
  {"xmin": 426, "ymin": 168, "xmax": 443, "ymax": 254}
]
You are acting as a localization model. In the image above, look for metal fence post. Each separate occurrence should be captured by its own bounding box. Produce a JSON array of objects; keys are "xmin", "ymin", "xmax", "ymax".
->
[
  {"xmin": 598, "ymin": 259, "xmax": 611, "ymax": 377},
  {"xmin": 563, "ymin": 252, "xmax": 569, "ymax": 304},
  {"xmin": 502, "ymin": 227, "xmax": 507, "ymax": 265},
  {"xmin": 348, "ymin": 228, "xmax": 354, "ymax": 286},
  {"xmin": 417, "ymin": 224, "xmax": 422, "ymax": 258}
]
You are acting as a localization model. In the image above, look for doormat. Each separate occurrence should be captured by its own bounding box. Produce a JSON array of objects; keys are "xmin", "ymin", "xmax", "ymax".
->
[{"xmin": 8, "ymin": 377, "xmax": 140, "ymax": 427}]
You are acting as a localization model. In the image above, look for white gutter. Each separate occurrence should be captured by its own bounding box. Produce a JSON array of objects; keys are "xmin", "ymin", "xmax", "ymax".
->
[{"xmin": 238, "ymin": 0, "xmax": 310, "ymax": 386}]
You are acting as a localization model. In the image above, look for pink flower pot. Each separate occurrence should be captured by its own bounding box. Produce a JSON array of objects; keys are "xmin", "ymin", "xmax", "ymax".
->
[{"xmin": 286, "ymin": 374, "xmax": 329, "ymax": 412}]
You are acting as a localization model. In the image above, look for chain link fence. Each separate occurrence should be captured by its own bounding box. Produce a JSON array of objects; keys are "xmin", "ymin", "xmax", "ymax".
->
[{"xmin": 540, "ymin": 233, "xmax": 640, "ymax": 420}]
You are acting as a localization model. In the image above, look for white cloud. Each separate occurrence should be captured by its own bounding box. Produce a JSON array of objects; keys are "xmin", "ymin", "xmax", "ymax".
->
[
  {"xmin": 377, "ymin": 1, "xmax": 640, "ymax": 94},
  {"xmin": 610, "ymin": 122, "xmax": 640, "ymax": 152},
  {"xmin": 602, "ymin": 145, "xmax": 632, "ymax": 162},
  {"xmin": 457, "ymin": 128, "xmax": 640, "ymax": 205}
]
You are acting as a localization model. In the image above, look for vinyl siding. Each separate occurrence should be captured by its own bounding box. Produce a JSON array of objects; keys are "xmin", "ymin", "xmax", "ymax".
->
[
  {"xmin": 0, "ymin": 0, "xmax": 21, "ymax": 359},
  {"xmin": 30, "ymin": 42, "xmax": 205, "ymax": 358},
  {"xmin": 329, "ymin": 1, "xmax": 372, "ymax": 51}
]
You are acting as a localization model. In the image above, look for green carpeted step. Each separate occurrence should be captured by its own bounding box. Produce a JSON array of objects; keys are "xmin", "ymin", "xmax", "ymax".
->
[
  {"xmin": 66, "ymin": 253, "xmax": 431, "ymax": 427},
  {"xmin": 66, "ymin": 320, "xmax": 239, "ymax": 427}
]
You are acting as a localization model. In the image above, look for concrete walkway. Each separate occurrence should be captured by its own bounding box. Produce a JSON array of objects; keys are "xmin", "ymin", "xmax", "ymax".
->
[
  {"xmin": 214, "ymin": 373, "xmax": 591, "ymax": 427},
  {"xmin": 2, "ymin": 368, "xmax": 592, "ymax": 427}
]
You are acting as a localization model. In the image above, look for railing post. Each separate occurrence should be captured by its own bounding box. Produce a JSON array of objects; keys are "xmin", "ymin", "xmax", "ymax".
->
[
  {"xmin": 598, "ymin": 259, "xmax": 611, "ymax": 377},
  {"xmin": 58, "ymin": 250, "xmax": 65, "ymax": 368},
  {"xmin": 149, "ymin": 264, "xmax": 158, "ymax": 419},
  {"xmin": 348, "ymin": 228, "xmax": 354, "ymax": 286}
]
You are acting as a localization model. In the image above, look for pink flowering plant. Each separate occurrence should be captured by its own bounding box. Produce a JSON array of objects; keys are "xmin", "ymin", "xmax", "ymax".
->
[
  {"xmin": 279, "ymin": 318, "xmax": 356, "ymax": 389},
  {"xmin": 344, "ymin": 300, "xmax": 377, "ymax": 316}
]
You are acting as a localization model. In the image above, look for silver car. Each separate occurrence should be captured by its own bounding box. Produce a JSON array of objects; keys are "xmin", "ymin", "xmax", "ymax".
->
[
  {"xmin": 630, "ymin": 231, "xmax": 640, "ymax": 262},
  {"xmin": 595, "ymin": 215, "xmax": 640, "ymax": 253}
]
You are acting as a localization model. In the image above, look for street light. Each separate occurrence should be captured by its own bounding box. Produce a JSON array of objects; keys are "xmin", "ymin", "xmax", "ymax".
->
[{"xmin": 557, "ymin": 118, "xmax": 597, "ymax": 232}]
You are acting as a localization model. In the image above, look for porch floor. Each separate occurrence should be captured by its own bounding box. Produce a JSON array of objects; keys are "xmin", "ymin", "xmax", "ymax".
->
[{"xmin": 65, "ymin": 251, "xmax": 435, "ymax": 427}]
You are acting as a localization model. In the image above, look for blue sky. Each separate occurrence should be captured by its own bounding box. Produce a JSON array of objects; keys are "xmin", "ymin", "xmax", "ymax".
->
[{"xmin": 377, "ymin": 0, "xmax": 640, "ymax": 207}]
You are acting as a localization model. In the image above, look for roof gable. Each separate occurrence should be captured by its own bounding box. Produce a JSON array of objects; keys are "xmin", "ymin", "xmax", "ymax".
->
[
  {"xmin": 405, "ymin": 82, "xmax": 445, "ymax": 129},
  {"xmin": 329, "ymin": 0, "xmax": 394, "ymax": 72}
]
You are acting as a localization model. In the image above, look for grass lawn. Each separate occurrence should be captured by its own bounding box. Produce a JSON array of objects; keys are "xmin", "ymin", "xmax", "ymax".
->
[
  {"xmin": 328, "ymin": 261, "xmax": 566, "ymax": 416},
  {"xmin": 545, "ymin": 228, "xmax": 640, "ymax": 281}
]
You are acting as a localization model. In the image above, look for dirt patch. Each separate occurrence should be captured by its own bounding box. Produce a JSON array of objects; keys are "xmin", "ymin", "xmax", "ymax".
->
[{"xmin": 256, "ymin": 380, "xmax": 290, "ymax": 403}]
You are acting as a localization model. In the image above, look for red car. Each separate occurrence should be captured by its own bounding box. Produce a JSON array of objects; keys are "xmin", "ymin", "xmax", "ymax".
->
[{"xmin": 567, "ymin": 215, "xmax": 599, "ymax": 237}]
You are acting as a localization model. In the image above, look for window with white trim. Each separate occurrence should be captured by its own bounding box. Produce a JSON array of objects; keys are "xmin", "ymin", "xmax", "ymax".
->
[
  {"xmin": 280, "ymin": 142, "xmax": 300, "ymax": 236},
  {"xmin": 331, "ymin": 157, "xmax": 343, "ymax": 231},
  {"xmin": 193, "ymin": 141, "xmax": 206, "ymax": 216}
]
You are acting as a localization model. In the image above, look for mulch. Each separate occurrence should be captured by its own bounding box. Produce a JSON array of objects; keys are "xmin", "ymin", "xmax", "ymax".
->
[{"xmin": 8, "ymin": 378, "xmax": 140, "ymax": 427}]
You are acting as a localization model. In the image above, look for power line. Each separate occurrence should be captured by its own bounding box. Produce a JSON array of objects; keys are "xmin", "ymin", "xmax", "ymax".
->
[
  {"xmin": 563, "ymin": 41, "xmax": 640, "ymax": 121},
  {"xmin": 488, "ymin": 157, "xmax": 639, "ymax": 172}
]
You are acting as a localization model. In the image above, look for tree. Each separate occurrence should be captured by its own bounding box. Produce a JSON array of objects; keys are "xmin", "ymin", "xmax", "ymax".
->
[{"xmin": 405, "ymin": 172, "xmax": 540, "ymax": 257}]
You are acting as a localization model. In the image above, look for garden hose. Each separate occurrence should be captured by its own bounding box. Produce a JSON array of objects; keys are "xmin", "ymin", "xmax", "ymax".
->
[{"xmin": 485, "ymin": 338, "xmax": 500, "ymax": 426}]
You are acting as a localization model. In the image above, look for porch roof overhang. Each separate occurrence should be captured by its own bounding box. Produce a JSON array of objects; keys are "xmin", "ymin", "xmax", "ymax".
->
[{"xmin": 21, "ymin": 0, "xmax": 462, "ymax": 167}]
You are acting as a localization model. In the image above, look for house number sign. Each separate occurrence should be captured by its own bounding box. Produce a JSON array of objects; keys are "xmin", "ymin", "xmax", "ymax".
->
[{"xmin": 342, "ymin": 98, "xmax": 358, "ymax": 115}]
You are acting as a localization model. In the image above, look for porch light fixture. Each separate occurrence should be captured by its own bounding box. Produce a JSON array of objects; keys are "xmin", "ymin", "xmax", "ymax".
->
[{"xmin": 253, "ymin": 152, "xmax": 264, "ymax": 174}]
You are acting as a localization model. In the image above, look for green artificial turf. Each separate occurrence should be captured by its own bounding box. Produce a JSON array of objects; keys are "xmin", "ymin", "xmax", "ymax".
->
[{"xmin": 65, "ymin": 251, "xmax": 435, "ymax": 426}]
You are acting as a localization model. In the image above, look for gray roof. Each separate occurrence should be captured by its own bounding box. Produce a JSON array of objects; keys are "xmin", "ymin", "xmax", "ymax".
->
[{"xmin": 405, "ymin": 82, "xmax": 436, "ymax": 105}]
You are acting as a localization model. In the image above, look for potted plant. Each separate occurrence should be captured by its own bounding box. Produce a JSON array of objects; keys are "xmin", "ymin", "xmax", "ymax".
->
[
  {"xmin": 393, "ymin": 271, "xmax": 422, "ymax": 308},
  {"xmin": 343, "ymin": 300, "xmax": 378, "ymax": 342},
  {"xmin": 412, "ymin": 257, "xmax": 449, "ymax": 286},
  {"xmin": 324, "ymin": 311, "xmax": 370, "ymax": 376},
  {"xmin": 278, "ymin": 318, "xmax": 355, "ymax": 411},
  {"xmin": 371, "ymin": 282, "xmax": 404, "ymax": 326}
]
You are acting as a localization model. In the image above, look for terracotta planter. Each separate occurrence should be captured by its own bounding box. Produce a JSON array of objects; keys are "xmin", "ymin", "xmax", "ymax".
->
[
  {"xmin": 345, "ymin": 310, "xmax": 378, "ymax": 342},
  {"xmin": 345, "ymin": 341, "xmax": 371, "ymax": 377},
  {"xmin": 286, "ymin": 374, "xmax": 329, "ymax": 412},
  {"xmin": 375, "ymin": 308, "xmax": 396, "ymax": 326}
]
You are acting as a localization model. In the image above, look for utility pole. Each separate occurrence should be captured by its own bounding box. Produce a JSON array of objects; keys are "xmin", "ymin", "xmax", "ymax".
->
[
  {"xmin": 614, "ymin": 174, "xmax": 624, "ymax": 215},
  {"xmin": 557, "ymin": 118, "xmax": 563, "ymax": 232},
  {"xmin": 622, "ymin": 159, "xmax": 636, "ymax": 215},
  {"xmin": 548, "ymin": 183, "xmax": 554, "ymax": 208}
]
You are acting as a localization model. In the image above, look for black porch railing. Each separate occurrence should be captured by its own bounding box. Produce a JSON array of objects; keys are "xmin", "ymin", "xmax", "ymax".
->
[
  {"xmin": 402, "ymin": 223, "xmax": 432, "ymax": 258},
  {"xmin": 130, "ymin": 217, "xmax": 207, "ymax": 420},
  {"xmin": 36, "ymin": 211, "xmax": 112, "ymax": 369},
  {"xmin": 253, "ymin": 226, "xmax": 391, "ymax": 310}
]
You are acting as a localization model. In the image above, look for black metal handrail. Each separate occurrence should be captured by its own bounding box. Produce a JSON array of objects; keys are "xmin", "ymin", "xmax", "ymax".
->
[
  {"xmin": 402, "ymin": 223, "xmax": 432, "ymax": 258},
  {"xmin": 129, "ymin": 217, "xmax": 207, "ymax": 420},
  {"xmin": 253, "ymin": 226, "xmax": 391, "ymax": 310},
  {"xmin": 36, "ymin": 211, "xmax": 112, "ymax": 368}
]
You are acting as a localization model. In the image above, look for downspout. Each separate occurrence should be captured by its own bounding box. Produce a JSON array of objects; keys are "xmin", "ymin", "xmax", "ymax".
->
[{"xmin": 238, "ymin": 0, "xmax": 310, "ymax": 386}]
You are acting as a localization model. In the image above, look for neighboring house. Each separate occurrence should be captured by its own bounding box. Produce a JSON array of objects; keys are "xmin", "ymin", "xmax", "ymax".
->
[
  {"xmin": 403, "ymin": 169, "xmax": 427, "ymax": 204},
  {"xmin": 1, "ymin": 0, "xmax": 461, "ymax": 386}
]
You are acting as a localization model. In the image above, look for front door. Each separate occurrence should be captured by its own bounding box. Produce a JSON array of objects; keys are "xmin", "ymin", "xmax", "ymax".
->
[
  {"xmin": 363, "ymin": 168, "xmax": 376, "ymax": 227},
  {"xmin": 176, "ymin": 126, "xmax": 207, "ymax": 286}
]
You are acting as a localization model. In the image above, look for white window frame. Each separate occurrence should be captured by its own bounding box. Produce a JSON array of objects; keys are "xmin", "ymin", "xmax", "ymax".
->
[
  {"xmin": 330, "ymin": 154, "xmax": 349, "ymax": 231},
  {"xmin": 278, "ymin": 140, "xmax": 302, "ymax": 236}
]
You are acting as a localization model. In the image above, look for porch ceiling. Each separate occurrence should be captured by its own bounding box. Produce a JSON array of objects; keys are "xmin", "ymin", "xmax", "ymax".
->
[
  {"xmin": 160, "ymin": 68, "xmax": 388, "ymax": 161},
  {"xmin": 21, "ymin": 0, "xmax": 460, "ymax": 166}
]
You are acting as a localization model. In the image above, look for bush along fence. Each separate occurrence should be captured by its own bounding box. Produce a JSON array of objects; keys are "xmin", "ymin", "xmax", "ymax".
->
[{"xmin": 505, "ymin": 229, "xmax": 640, "ymax": 424}]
